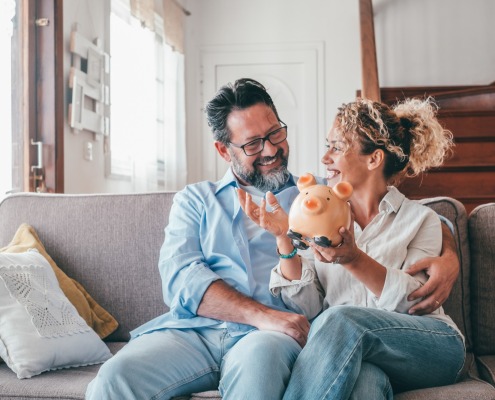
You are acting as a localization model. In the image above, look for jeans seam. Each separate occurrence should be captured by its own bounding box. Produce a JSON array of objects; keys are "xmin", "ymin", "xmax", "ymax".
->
[
  {"xmin": 322, "ymin": 330, "xmax": 367, "ymax": 400},
  {"xmin": 151, "ymin": 365, "xmax": 220, "ymax": 400}
]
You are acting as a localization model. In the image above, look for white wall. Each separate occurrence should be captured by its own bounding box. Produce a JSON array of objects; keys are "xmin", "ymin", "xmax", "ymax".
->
[
  {"xmin": 374, "ymin": 0, "xmax": 495, "ymax": 86},
  {"xmin": 184, "ymin": 0, "xmax": 361, "ymax": 183},
  {"xmin": 184, "ymin": 0, "xmax": 495, "ymax": 184},
  {"xmin": 61, "ymin": 0, "xmax": 495, "ymax": 192}
]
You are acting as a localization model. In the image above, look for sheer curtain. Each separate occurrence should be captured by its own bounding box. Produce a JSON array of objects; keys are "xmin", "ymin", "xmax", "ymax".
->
[
  {"xmin": 162, "ymin": 43, "xmax": 186, "ymax": 190},
  {"xmin": 111, "ymin": 0, "xmax": 187, "ymax": 192}
]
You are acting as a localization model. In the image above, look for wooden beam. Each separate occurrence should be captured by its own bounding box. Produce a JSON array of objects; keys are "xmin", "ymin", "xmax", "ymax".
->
[{"xmin": 359, "ymin": 0, "xmax": 380, "ymax": 101}]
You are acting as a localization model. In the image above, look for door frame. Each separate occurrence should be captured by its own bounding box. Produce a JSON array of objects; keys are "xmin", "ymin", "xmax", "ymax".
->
[{"xmin": 19, "ymin": 0, "xmax": 64, "ymax": 192}]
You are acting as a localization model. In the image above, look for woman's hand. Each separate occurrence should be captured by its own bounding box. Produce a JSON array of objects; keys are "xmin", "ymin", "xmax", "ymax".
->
[
  {"xmin": 310, "ymin": 218, "xmax": 361, "ymax": 265},
  {"xmin": 237, "ymin": 189, "xmax": 289, "ymax": 238},
  {"xmin": 310, "ymin": 220, "xmax": 386, "ymax": 297}
]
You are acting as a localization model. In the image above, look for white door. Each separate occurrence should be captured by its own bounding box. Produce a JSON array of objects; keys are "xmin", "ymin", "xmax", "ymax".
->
[{"xmin": 201, "ymin": 42, "xmax": 325, "ymax": 182}]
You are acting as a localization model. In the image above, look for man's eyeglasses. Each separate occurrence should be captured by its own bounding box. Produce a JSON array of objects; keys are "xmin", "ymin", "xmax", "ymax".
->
[{"xmin": 228, "ymin": 121, "xmax": 288, "ymax": 156}]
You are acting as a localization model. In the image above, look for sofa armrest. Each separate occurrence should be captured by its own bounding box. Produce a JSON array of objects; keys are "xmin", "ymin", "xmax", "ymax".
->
[{"xmin": 477, "ymin": 355, "xmax": 495, "ymax": 386}]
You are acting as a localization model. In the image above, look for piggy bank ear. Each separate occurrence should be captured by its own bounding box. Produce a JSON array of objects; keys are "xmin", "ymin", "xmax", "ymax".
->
[
  {"xmin": 333, "ymin": 182, "xmax": 353, "ymax": 201},
  {"xmin": 297, "ymin": 173, "xmax": 317, "ymax": 191}
]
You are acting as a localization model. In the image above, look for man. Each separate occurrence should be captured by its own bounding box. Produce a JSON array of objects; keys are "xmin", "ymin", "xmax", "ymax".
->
[{"xmin": 86, "ymin": 78, "xmax": 459, "ymax": 399}]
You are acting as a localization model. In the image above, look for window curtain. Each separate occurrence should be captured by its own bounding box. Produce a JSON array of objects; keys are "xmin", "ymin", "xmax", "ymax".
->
[
  {"xmin": 162, "ymin": 0, "xmax": 185, "ymax": 53},
  {"xmin": 128, "ymin": 0, "xmax": 187, "ymax": 190},
  {"xmin": 163, "ymin": 43, "xmax": 187, "ymax": 190},
  {"xmin": 130, "ymin": 0, "xmax": 186, "ymax": 53},
  {"xmin": 130, "ymin": 0, "xmax": 155, "ymax": 30}
]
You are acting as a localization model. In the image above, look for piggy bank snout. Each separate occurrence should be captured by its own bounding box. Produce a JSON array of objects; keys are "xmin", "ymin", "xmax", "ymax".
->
[{"xmin": 302, "ymin": 197, "xmax": 324, "ymax": 214}]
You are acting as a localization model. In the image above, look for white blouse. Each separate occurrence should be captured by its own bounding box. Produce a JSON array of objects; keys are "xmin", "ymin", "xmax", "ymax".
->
[{"xmin": 269, "ymin": 186, "xmax": 461, "ymax": 336}]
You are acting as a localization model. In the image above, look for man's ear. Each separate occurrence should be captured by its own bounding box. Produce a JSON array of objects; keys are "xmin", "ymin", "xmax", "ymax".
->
[
  {"xmin": 214, "ymin": 141, "xmax": 232, "ymax": 162},
  {"xmin": 368, "ymin": 149, "xmax": 385, "ymax": 171}
]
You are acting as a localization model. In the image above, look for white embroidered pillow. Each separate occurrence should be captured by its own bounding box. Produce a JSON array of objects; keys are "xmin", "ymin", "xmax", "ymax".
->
[{"xmin": 0, "ymin": 249, "xmax": 112, "ymax": 379}]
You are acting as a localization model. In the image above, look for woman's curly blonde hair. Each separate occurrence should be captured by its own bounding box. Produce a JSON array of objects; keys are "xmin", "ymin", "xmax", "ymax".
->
[{"xmin": 334, "ymin": 97, "xmax": 454, "ymax": 184}]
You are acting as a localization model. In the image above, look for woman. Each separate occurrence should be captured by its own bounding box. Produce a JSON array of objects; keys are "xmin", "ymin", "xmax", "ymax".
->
[{"xmin": 238, "ymin": 98, "xmax": 465, "ymax": 399}]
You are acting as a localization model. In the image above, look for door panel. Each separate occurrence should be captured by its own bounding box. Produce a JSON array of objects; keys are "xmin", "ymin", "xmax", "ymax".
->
[{"xmin": 201, "ymin": 43, "xmax": 325, "ymax": 182}]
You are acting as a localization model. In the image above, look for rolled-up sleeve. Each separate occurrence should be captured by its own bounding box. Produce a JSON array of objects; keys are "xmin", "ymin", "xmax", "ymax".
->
[
  {"xmin": 377, "ymin": 209, "xmax": 442, "ymax": 313},
  {"xmin": 269, "ymin": 254, "xmax": 325, "ymax": 319},
  {"xmin": 159, "ymin": 189, "xmax": 221, "ymax": 318}
]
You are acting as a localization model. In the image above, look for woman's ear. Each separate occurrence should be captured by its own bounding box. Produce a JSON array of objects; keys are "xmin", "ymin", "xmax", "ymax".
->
[
  {"xmin": 215, "ymin": 141, "xmax": 231, "ymax": 162},
  {"xmin": 368, "ymin": 149, "xmax": 385, "ymax": 171}
]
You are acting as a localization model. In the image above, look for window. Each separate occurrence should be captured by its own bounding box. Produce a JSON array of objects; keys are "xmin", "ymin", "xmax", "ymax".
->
[{"xmin": 110, "ymin": 0, "xmax": 184, "ymax": 191}]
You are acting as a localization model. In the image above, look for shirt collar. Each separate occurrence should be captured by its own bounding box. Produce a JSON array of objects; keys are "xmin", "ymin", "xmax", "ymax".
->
[{"xmin": 379, "ymin": 186, "xmax": 406, "ymax": 214}]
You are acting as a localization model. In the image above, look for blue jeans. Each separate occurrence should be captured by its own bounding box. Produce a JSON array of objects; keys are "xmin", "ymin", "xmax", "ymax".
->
[
  {"xmin": 283, "ymin": 306, "xmax": 465, "ymax": 400},
  {"xmin": 85, "ymin": 327, "xmax": 301, "ymax": 400}
]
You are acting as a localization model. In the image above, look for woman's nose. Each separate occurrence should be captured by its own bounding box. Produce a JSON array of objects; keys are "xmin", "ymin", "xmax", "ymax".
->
[{"xmin": 321, "ymin": 150, "xmax": 332, "ymax": 165}]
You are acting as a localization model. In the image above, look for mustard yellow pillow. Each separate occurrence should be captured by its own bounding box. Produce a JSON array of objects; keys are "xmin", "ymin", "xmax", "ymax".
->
[{"xmin": 0, "ymin": 224, "xmax": 118, "ymax": 339}]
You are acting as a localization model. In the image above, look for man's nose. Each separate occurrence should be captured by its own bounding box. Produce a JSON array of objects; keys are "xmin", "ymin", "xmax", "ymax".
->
[{"xmin": 261, "ymin": 139, "xmax": 279, "ymax": 156}]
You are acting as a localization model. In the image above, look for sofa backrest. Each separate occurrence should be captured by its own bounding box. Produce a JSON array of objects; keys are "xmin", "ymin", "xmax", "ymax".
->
[
  {"xmin": 0, "ymin": 192, "xmax": 176, "ymax": 341},
  {"xmin": 0, "ymin": 193, "xmax": 476, "ymax": 349},
  {"xmin": 469, "ymin": 202, "xmax": 495, "ymax": 355},
  {"xmin": 420, "ymin": 197, "xmax": 472, "ymax": 352}
]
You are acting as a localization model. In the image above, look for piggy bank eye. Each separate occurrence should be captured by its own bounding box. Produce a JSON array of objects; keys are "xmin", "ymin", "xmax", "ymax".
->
[{"xmin": 327, "ymin": 198, "xmax": 330, "ymax": 201}]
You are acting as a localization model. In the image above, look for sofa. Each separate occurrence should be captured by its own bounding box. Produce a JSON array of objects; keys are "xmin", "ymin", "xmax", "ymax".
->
[{"xmin": 0, "ymin": 191, "xmax": 494, "ymax": 400}]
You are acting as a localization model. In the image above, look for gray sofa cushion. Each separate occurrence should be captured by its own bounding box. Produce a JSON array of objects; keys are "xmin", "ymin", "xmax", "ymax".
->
[
  {"xmin": 0, "ymin": 192, "xmax": 175, "ymax": 341},
  {"xmin": 0, "ymin": 343, "xmax": 125, "ymax": 400},
  {"xmin": 469, "ymin": 203, "xmax": 495, "ymax": 355},
  {"xmin": 393, "ymin": 377, "xmax": 495, "ymax": 400},
  {"xmin": 1, "ymin": 193, "xmax": 494, "ymax": 400}
]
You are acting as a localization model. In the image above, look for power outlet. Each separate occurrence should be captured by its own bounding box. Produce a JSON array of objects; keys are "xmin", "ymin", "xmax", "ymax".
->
[{"xmin": 84, "ymin": 141, "xmax": 93, "ymax": 161}]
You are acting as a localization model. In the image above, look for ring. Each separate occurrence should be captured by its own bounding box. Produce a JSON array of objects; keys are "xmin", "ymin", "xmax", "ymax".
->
[
  {"xmin": 334, "ymin": 257, "xmax": 341, "ymax": 264},
  {"xmin": 272, "ymin": 204, "xmax": 281, "ymax": 211},
  {"xmin": 434, "ymin": 300, "xmax": 440, "ymax": 306}
]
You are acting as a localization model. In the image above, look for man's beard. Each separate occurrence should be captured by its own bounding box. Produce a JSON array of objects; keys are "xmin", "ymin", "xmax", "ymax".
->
[{"xmin": 231, "ymin": 148, "xmax": 290, "ymax": 192}]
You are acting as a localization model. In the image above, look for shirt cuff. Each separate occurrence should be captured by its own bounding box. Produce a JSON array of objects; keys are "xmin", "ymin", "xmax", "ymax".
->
[
  {"xmin": 269, "ymin": 257, "xmax": 316, "ymax": 297},
  {"xmin": 377, "ymin": 268, "xmax": 422, "ymax": 313},
  {"xmin": 175, "ymin": 262, "xmax": 222, "ymax": 318}
]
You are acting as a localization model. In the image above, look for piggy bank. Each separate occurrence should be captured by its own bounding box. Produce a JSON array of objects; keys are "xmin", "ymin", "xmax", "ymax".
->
[{"xmin": 287, "ymin": 173, "xmax": 353, "ymax": 249}]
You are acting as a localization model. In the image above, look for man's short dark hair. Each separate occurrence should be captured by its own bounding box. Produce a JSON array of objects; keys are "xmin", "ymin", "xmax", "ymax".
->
[{"xmin": 204, "ymin": 78, "xmax": 280, "ymax": 144}]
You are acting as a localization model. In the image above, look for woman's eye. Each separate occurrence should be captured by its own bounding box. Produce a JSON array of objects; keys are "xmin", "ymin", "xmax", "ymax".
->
[{"xmin": 325, "ymin": 144, "xmax": 343, "ymax": 153}]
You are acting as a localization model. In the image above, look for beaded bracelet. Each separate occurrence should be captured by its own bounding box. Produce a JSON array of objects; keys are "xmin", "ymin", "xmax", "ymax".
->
[{"xmin": 277, "ymin": 246, "xmax": 298, "ymax": 259}]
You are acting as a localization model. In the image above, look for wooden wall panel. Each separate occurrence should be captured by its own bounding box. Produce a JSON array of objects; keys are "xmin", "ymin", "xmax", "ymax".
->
[
  {"xmin": 374, "ymin": 85, "xmax": 495, "ymax": 214},
  {"xmin": 399, "ymin": 172, "xmax": 495, "ymax": 215},
  {"xmin": 438, "ymin": 111, "xmax": 495, "ymax": 139},
  {"xmin": 446, "ymin": 142, "xmax": 495, "ymax": 169}
]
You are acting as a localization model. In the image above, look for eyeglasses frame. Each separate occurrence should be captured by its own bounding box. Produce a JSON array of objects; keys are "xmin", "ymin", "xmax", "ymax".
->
[{"xmin": 228, "ymin": 121, "xmax": 288, "ymax": 156}]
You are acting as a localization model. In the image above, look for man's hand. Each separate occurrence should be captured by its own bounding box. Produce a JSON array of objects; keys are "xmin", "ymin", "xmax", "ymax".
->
[
  {"xmin": 407, "ymin": 224, "xmax": 460, "ymax": 315},
  {"xmin": 198, "ymin": 280, "xmax": 310, "ymax": 347},
  {"xmin": 237, "ymin": 188, "xmax": 289, "ymax": 238},
  {"xmin": 251, "ymin": 307, "xmax": 310, "ymax": 348}
]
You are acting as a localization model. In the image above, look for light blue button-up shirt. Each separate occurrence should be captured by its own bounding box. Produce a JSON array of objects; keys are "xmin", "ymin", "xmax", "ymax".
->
[{"xmin": 131, "ymin": 169, "xmax": 302, "ymax": 339}]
